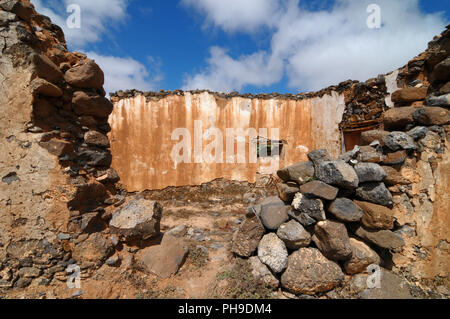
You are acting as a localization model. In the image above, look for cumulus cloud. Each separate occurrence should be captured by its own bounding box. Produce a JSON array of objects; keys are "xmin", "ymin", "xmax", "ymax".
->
[
  {"xmin": 181, "ymin": 0, "xmax": 283, "ymax": 33},
  {"xmin": 85, "ymin": 52, "xmax": 162, "ymax": 94},
  {"xmin": 32, "ymin": 0, "xmax": 128, "ymax": 48},
  {"xmin": 183, "ymin": 0, "xmax": 447, "ymax": 92},
  {"xmin": 183, "ymin": 47, "xmax": 283, "ymax": 92}
]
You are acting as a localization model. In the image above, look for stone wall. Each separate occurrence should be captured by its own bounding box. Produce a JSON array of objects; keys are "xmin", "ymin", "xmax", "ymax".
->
[
  {"xmin": 109, "ymin": 91, "xmax": 346, "ymax": 191},
  {"xmin": 0, "ymin": 0, "xmax": 121, "ymax": 289}
]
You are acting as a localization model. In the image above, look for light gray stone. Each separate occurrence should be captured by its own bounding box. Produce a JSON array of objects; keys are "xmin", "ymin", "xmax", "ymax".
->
[
  {"xmin": 109, "ymin": 197, "xmax": 163, "ymax": 241},
  {"xmin": 383, "ymin": 132, "xmax": 416, "ymax": 151},
  {"xmin": 258, "ymin": 233, "xmax": 288, "ymax": 274}
]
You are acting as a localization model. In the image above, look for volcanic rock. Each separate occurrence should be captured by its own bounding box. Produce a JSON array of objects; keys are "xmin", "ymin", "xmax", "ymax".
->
[
  {"xmin": 316, "ymin": 160, "xmax": 359, "ymax": 189},
  {"xmin": 312, "ymin": 220, "xmax": 353, "ymax": 261},
  {"xmin": 327, "ymin": 198, "xmax": 364, "ymax": 222},
  {"xmin": 354, "ymin": 163, "xmax": 387, "ymax": 183},
  {"xmin": 231, "ymin": 214, "xmax": 265, "ymax": 257},
  {"xmin": 277, "ymin": 161, "xmax": 314, "ymax": 185},
  {"xmin": 280, "ymin": 248, "xmax": 344, "ymax": 295},
  {"xmin": 344, "ymin": 238, "xmax": 380, "ymax": 275},
  {"xmin": 135, "ymin": 234, "xmax": 188, "ymax": 278},
  {"xmin": 354, "ymin": 200, "xmax": 395, "ymax": 230},
  {"xmin": 356, "ymin": 182, "xmax": 394, "ymax": 207},
  {"xmin": 109, "ymin": 197, "xmax": 162, "ymax": 241},
  {"xmin": 257, "ymin": 233, "xmax": 288, "ymax": 274},
  {"xmin": 299, "ymin": 180, "xmax": 339, "ymax": 201},
  {"xmin": 64, "ymin": 59, "xmax": 105, "ymax": 89},
  {"xmin": 277, "ymin": 220, "xmax": 311, "ymax": 250}
]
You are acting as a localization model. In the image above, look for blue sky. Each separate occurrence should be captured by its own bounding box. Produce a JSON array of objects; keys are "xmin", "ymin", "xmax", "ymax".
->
[{"xmin": 32, "ymin": 0, "xmax": 449, "ymax": 94}]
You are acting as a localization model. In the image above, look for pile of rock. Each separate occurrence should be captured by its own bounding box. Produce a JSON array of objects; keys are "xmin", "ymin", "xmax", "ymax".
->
[
  {"xmin": 232, "ymin": 106, "xmax": 446, "ymax": 295},
  {"xmin": 231, "ymin": 148, "xmax": 397, "ymax": 295},
  {"xmin": 231, "ymin": 27, "xmax": 449, "ymax": 295}
]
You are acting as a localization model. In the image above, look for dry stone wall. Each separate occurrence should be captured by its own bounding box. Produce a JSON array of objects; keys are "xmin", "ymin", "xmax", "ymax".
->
[{"xmin": 0, "ymin": 0, "xmax": 123, "ymax": 289}]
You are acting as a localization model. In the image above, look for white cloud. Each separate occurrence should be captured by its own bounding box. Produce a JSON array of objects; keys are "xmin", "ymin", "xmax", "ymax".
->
[
  {"xmin": 183, "ymin": 0, "xmax": 448, "ymax": 92},
  {"xmin": 183, "ymin": 47, "xmax": 283, "ymax": 92},
  {"xmin": 181, "ymin": 0, "xmax": 283, "ymax": 33},
  {"xmin": 85, "ymin": 52, "xmax": 162, "ymax": 94},
  {"xmin": 32, "ymin": 0, "xmax": 128, "ymax": 48}
]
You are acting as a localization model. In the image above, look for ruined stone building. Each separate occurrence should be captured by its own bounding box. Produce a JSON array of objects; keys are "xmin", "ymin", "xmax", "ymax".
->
[{"xmin": 0, "ymin": 1, "xmax": 449, "ymax": 299}]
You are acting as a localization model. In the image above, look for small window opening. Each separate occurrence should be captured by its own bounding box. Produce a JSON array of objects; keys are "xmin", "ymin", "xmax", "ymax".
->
[{"xmin": 255, "ymin": 137, "xmax": 286, "ymax": 158}]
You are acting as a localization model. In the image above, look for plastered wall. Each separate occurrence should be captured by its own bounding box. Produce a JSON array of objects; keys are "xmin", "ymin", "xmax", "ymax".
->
[{"xmin": 109, "ymin": 91, "xmax": 345, "ymax": 191}]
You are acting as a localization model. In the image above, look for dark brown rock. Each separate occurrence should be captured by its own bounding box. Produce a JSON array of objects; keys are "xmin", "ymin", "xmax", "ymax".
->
[
  {"xmin": 30, "ymin": 78, "xmax": 63, "ymax": 97},
  {"xmin": 84, "ymin": 130, "xmax": 110, "ymax": 148},
  {"xmin": 135, "ymin": 234, "xmax": 188, "ymax": 278},
  {"xmin": 29, "ymin": 53, "xmax": 63, "ymax": 84},
  {"xmin": 391, "ymin": 87, "xmax": 428, "ymax": 104},
  {"xmin": 382, "ymin": 150, "xmax": 407, "ymax": 166},
  {"xmin": 354, "ymin": 200, "xmax": 395, "ymax": 230},
  {"xmin": 72, "ymin": 91, "xmax": 113, "ymax": 118},
  {"xmin": 413, "ymin": 107, "xmax": 450, "ymax": 126},
  {"xmin": 277, "ymin": 161, "xmax": 314, "ymax": 185},
  {"xmin": 300, "ymin": 180, "xmax": 338, "ymax": 201},
  {"xmin": 431, "ymin": 57, "xmax": 450, "ymax": 82},
  {"xmin": 355, "ymin": 227, "xmax": 405, "ymax": 250},
  {"xmin": 357, "ymin": 146, "xmax": 383, "ymax": 163},
  {"xmin": 281, "ymin": 248, "xmax": 344, "ymax": 295},
  {"xmin": 360, "ymin": 130, "xmax": 390, "ymax": 146},
  {"xmin": 383, "ymin": 107, "xmax": 417, "ymax": 130},
  {"xmin": 33, "ymin": 98, "xmax": 56, "ymax": 119},
  {"xmin": 96, "ymin": 168, "xmax": 120, "ymax": 184},
  {"xmin": 1, "ymin": 0, "xmax": 34, "ymax": 21},
  {"xmin": 382, "ymin": 166, "xmax": 411, "ymax": 185},
  {"xmin": 231, "ymin": 215, "xmax": 265, "ymax": 257},
  {"xmin": 276, "ymin": 182, "xmax": 300, "ymax": 203},
  {"xmin": 72, "ymin": 233, "xmax": 114, "ymax": 268},
  {"xmin": 312, "ymin": 220, "xmax": 353, "ymax": 261},
  {"xmin": 39, "ymin": 138, "xmax": 74, "ymax": 157},
  {"xmin": 344, "ymin": 238, "xmax": 380, "ymax": 275},
  {"xmin": 65, "ymin": 59, "xmax": 105, "ymax": 89},
  {"xmin": 439, "ymin": 82, "xmax": 450, "ymax": 94}
]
